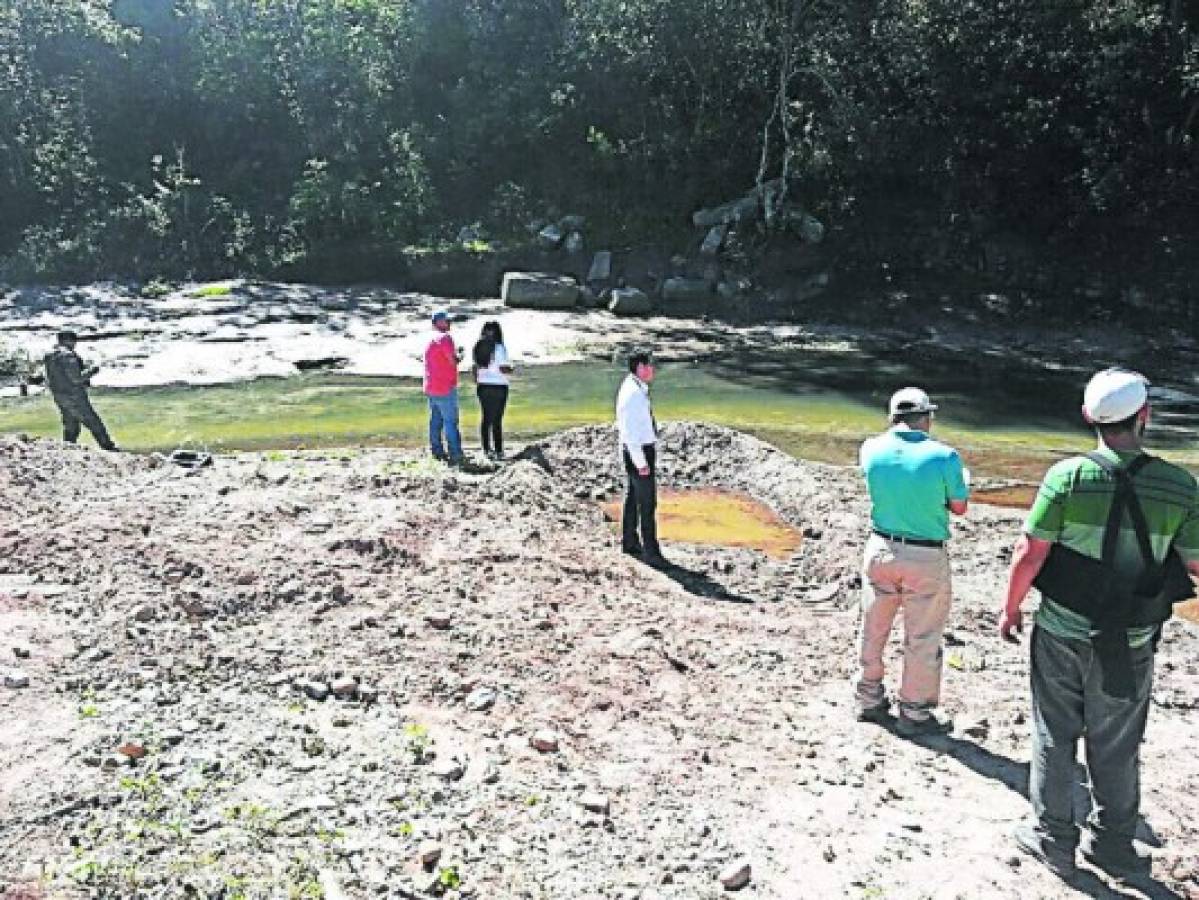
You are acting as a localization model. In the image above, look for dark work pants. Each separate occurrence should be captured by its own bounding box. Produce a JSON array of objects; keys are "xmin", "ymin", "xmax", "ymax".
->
[
  {"xmin": 476, "ymin": 384, "xmax": 509, "ymax": 454},
  {"xmin": 621, "ymin": 445, "xmax": 660, "ymax": 556},
  {"xmin": 1029, "ymin": 626, "xmax": 1154, "ymax": 853},
  {"xmin": 53, "ymin": 393, "xmax": 116, "ymax": 450}
]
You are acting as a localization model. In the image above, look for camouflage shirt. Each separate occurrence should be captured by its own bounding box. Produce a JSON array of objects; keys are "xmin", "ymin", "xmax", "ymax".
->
[{"xmin": 43, "ymin": 347, "xmax": 90, "ymax": 396}]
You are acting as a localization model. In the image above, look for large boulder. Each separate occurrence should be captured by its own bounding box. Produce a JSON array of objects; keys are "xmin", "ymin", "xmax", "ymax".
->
[
  {"xmin": 700, "ymin": 224, "xmax": 727, "ymax": 256},
  {"xmin": 501, "ymin": 272, "xmax": 580, "ymax": 309},
  {"xmin": 691, "ymin": 178, "xmax": 784, "ymax": 229},
  {"xmin": 608, "ymin": 288, "xmax": 652, "ymax": 316},
  {"xmin": 661, "ymin": 277, "xmax": 712, "ymax": 303},
  {"xmin": 587, "ymin": 251, "xmax": 613, "ymax": 284}
]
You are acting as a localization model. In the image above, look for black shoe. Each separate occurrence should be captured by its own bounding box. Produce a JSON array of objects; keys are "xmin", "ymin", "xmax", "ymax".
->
[
  {"xmin": 896, "ymin": 713, "xmax": 953, "ymax": 737},
  {"xmin": 1081, "ymin": 842, "xmax": 1151, "ymax": 879},
  {"xmin": 642, "ymin": 552, "xmax": 670, "ymax": 569},
  {"xmin": 856, "ymin": 699, "xmax": 891, "ymax": 723},
  {"xmin": 1014, "ymin": 824, "xmax": 1076, "ymax": 873},
  {"xmin": 621, "ymin": 545, "xmax": 643, "ymax": 557}
]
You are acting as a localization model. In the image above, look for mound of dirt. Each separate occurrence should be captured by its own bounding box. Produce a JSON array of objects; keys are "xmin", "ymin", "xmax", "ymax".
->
[
  {"xmin": 529, "ymin": 422, "xmax": 864, "ymax": 591},
  {"xmin": 1, "ymin": 428, "xmax": 1197, "ymax": 900}
]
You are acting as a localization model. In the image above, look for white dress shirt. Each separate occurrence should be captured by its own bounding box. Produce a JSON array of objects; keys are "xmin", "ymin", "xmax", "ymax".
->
[{"xmin": 616, "ymin": 373, "xmax": 656, "ymax": 469}]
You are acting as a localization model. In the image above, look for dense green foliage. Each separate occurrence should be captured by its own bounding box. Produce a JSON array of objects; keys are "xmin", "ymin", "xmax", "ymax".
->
[{"xmin": 2, "ymin": 0, "xmax": 1197, "ymax": 282}]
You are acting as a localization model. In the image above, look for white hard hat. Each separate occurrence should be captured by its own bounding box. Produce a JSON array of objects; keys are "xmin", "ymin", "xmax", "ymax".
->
[
  {"xmin": 888, "ymin": 386, "xmax": 938, "ymax": 417},
  {"xmin": 1082, "ymin": 368, "xmax": 1149, "ymax": 423}
]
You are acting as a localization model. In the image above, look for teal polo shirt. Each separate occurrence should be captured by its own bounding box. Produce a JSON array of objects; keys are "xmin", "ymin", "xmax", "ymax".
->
[{"xmin": 860, "ymin": 426, "xmax": 969, "ymax": 542}]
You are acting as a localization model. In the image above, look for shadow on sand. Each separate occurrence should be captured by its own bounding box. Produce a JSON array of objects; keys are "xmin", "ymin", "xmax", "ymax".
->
[
  {"xmin": 639, "ymin": 557, "xmax": 756, "ymax": 604},
  {"xmin": 865, "ymin": 720, "xmax": 1184, "ymax": 900}
]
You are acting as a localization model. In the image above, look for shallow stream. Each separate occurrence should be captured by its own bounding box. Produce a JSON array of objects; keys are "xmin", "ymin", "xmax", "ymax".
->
[{"xmin": 2, "ymin": 354, "xmax": 1197, "ymax": 488}]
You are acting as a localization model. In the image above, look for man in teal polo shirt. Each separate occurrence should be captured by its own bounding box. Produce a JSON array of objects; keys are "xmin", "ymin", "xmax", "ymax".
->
[
  {"xmin": 856, "ymin": 387, "xmax": 969, "ymax": 736},
  {"xmin": 1000, "ymin": 367, "xmax": 1199, "ymax": 878}
]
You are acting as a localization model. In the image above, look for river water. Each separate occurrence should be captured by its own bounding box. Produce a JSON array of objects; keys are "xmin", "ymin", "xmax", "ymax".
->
[
  {"xmin": 2, "ymin": 353, "xmax": 1196, "ymax": 487},
  {"xmin": 3, "ymin": 282, "xmax": 1197, "ymax": 485}
]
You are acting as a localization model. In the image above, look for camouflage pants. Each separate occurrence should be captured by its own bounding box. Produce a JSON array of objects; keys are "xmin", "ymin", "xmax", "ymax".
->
[{"xmin": 52, "ymin": 392, "xmax": 116, "ymax": 450}]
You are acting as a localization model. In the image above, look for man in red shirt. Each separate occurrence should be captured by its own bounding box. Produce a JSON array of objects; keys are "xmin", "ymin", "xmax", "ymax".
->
[{"xmin": 424, "ymin": 310, "xmax": 464, "ymax": 464}]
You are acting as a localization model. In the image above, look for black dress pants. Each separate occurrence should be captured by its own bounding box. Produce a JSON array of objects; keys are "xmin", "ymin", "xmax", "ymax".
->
[{"xmin": 622, "ymin": 444, "xmax": 660, "ymax": 556}]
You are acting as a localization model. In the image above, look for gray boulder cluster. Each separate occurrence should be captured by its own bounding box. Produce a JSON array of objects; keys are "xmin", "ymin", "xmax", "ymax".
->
[
  {"xmin": 536, "ymin": 214, "xmax": 587, "ymax": 256},
  {"xmin": 690, "ymin": 178, "xmax": 824, "ymax": 244},
  {"xmin": 500, "ymin": 263, "xmax": 654, "ymax": 316},
  {"xmin": 501, "ymin": 185, "xmax": 827, "ymax": 317}
]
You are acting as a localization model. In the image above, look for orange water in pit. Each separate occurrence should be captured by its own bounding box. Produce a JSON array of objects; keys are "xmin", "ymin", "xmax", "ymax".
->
[
  {"xmin": 598, "ymin": 487, "xmax": 1199, "ymax": 625},
  {"xmin": 600, "ymin": 487, "xmax": 803, "ymax": 560},
  {"xmin": 972, "ymin": 484, "xmax": 1039, "ymax": 510}
]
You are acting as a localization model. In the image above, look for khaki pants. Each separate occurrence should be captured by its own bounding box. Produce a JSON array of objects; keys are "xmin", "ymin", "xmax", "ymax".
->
[{"xmin": 855, "ymin": 533, "xmax": 952, "ymax": 720}]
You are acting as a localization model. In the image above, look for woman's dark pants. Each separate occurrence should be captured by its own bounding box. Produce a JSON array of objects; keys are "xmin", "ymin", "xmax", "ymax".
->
[{"xmin": 476, "ymin": 384, "xmax": 509, "ymax": 454}]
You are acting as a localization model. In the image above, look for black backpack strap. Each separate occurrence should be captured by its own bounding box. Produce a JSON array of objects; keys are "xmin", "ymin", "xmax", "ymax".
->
[
  {"xmin": 1084, "ymin": 452, "xmax": 1157, "ymax": 571},
  {"xmin": 1085, "ymin": 453, "xmax": 1125, "ymax": 568}
]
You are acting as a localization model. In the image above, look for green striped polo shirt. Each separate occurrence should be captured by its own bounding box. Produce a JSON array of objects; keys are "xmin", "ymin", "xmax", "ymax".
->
[{"xmin": 1024, "ymin": 447, "xmax": 1199, "ymax": 646}]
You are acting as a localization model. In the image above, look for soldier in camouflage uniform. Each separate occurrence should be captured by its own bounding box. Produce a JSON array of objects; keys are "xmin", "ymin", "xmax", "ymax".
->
[{"xmin": 43, "ymin": 331, "xmax": 117, "ymax": 450}]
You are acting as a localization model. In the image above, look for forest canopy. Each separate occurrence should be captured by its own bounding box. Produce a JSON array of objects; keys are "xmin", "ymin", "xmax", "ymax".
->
[{"xmin": 2, "ymin": 0, "xmax": 1197, "ymax": 283}]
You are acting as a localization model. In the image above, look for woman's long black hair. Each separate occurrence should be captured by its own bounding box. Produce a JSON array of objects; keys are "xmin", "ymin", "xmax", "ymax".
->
[{"xmin": 473, "ymin": 320, "xmax": 504, "ymax": 368}]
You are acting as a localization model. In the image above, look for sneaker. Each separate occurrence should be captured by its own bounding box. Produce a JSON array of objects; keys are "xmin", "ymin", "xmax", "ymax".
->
[
  {"xmin": 1014, "ymin": 824, "xmax": 1076, "ymax": 873},
  {"xmin": 896, "ymin": 712, "xmax": 953, "ymax": 737},
  {"xmin": 1081, "ymin": 842, "xmax": 1151, "ymax": 879},
  {"xmin": 856, "ymin": 699, "xmax": 891, "ymax": 723}
]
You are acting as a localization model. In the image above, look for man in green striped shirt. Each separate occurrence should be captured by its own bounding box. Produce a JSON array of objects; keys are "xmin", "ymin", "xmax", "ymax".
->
[{"xmin": 1000, "ymin": 368, "xmax": 1199, "ymax": 879}]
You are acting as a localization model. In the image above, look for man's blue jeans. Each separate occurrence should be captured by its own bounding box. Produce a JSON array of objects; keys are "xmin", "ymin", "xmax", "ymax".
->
[{"xmin": 427, "ymin": 389, "xmax": 463, "ymax": 460}]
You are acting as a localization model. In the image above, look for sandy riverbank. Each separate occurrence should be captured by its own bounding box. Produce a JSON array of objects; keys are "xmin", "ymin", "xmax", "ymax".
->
[{"xmin": 1, "ymin": 424, "xmax": 1196, "ymax": 899}]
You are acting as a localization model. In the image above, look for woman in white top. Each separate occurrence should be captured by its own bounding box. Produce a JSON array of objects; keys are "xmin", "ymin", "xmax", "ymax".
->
[{"xmin": 471, "ymin": 320, "xmax": 513, "ymax": 460}]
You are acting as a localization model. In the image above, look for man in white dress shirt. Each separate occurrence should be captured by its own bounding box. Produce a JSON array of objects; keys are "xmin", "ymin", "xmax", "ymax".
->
[{"xmin": 616, "ymin": 349, "xmax": 665, "ymax": 566}]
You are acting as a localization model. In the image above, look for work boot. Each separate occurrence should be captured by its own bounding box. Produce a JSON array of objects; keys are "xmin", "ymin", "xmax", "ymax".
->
[
  {"xmin": 1014, "ymin": 823, "xmax": 1076, "ymax": 874},
  {"xmin": 896, "ymin": 712, "xmax": 953, "ymax": 738}
]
